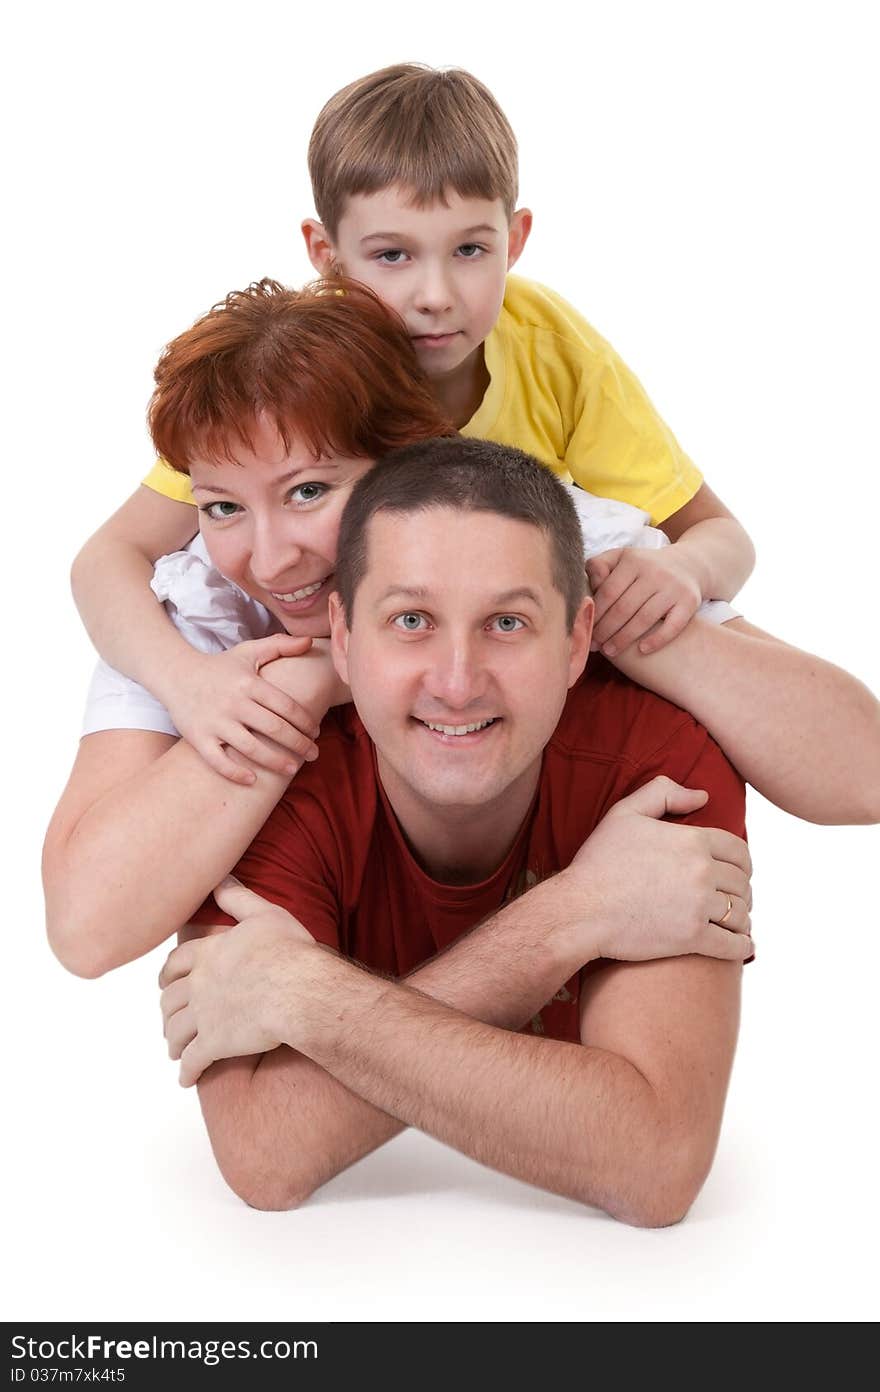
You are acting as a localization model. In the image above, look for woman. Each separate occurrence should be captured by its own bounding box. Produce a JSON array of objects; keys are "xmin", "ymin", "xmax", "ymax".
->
[{"xmin": 43, "ymin": 279, "xmax": 880, "ymax": 979}]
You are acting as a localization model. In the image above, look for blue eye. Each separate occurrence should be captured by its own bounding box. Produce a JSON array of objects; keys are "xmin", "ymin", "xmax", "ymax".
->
[
  {"xmin": 491, "ymin": 615, "xmax": 524, "ymax": 632},
  {"xmin": 457, "ymin": 244, "xmax": 485, "ymax": 258},
  {"xmin": 376, "ymin": 249, "xmax": 408, "ymax": 265},
  {"xmin": 290, "ymin": 482, "xmax": 327, "ymax": 504},
  {"xmin": 393, "ymin": 612, "xmax": 428, "ymax": 631},
  {"xmin": 201, "ymin": 500, "xmax": 241, "ymax": 521}
]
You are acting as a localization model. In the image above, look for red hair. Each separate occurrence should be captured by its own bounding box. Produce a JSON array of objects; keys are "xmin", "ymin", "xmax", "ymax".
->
[{"xmin": 149, "ymin": 277, "xmax": 454, "ymax": 472}]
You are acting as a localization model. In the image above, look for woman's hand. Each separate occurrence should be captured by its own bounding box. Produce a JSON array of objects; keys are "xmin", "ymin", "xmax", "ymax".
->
[{"xmin": 164, "ymin": 635, "xmax": 325, "ymax": 784}]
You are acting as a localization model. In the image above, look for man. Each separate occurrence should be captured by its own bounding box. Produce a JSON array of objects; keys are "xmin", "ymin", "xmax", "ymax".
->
[{"xmin": 160, "ymin": 438, "xmax": 753, "ymax": 1227}]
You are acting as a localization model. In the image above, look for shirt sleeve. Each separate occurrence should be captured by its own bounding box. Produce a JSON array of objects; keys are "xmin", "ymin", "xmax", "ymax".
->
[
  {"xmin": 141, "ymin": 458, "xmax": 196, "ymax": 506},
  {"xmin": 565, "ymin": 344, "xmax": 704, "ymax": 525},
  {"xmin": 629, "ymin": 718, "xmax": 746, "ymax": 839},
  {"xmin": 188, "ymin": 793, "xmax": 342, "ymax": 952}
]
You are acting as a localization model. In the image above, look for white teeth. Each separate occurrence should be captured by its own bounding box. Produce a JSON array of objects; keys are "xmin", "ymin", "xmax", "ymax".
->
[
  {"xmin": 422, "ymin": 718, "xmax": 495, "ymax": 736},
  {"xmin": 272, "ymin": 578, "xmax": 326, "ymax": 602}
]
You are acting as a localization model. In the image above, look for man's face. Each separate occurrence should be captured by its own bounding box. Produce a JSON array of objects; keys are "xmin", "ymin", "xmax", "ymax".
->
[
  {"xmin": 330, "ymin": 508, "xmax": 592, "ymax": 820},
  {"xmin": 305, "ymin": 186, "xmax": 531, "ymax": 384},
  {"xmin": 189, "ymin": 415, "xmax": 373, "ymax": 638}
]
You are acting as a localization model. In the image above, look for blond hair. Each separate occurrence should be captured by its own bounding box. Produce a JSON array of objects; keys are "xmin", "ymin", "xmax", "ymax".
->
[{"xmin": 308, "ymin": 63, "xmax": 518, "ymax": 236}]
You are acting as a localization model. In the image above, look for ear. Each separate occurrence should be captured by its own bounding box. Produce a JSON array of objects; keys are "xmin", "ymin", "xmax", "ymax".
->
[
  {"xmin": 328, "ymin": 590, "xmax": 351, "ymax": 684},
  {"xmin": 301, "ymin": 219, "xmax": 337, "ymax": 276},
  {"xmin": 567, "ymin": 595, "xmax": 594, "ymax": 688},
  {"xmin": 506, "ymin": 208, "xmax": 533, "ymax": 270}
]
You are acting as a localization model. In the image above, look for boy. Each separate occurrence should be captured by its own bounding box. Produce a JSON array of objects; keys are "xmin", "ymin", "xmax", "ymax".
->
[{"xmin": 71, "ymin": 64, "xmax": 755, "ymax": 776}]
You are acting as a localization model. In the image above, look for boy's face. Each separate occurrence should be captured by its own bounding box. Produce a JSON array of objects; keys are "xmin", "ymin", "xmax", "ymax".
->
[{"xmin": 304, "ymin": 187, "xmax": 531, "ymax": 384}]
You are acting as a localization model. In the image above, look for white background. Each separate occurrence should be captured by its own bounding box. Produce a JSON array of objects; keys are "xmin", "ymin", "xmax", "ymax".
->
[{"xmin": 4, "ymin": 0, "xmax": 878, "ymax": 1324}]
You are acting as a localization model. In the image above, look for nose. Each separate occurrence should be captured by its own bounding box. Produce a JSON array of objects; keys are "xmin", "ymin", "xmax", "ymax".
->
[
  {"xmin": 422, "ymin": 631, "xmax": 490, "ymax": 711},
  {"xmin": 414, "ymin": 261, "xmax": 454, "ymax": 317},
  {"xmin": 249, "ymin": 519, "xmax": 304, "ymax": 590}
]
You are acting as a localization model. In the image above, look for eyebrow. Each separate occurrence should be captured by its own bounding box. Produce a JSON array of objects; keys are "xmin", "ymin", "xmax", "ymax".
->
[
  {"xmin": 377, "ymin": 585, "xmax": 544, "ymax": 608},
  {"xmin": 191, "ymin": 463, "xmax": 339, "ymax": 495},
  {"xmin": 359, "ymin": 224, "xmax": 501, "ymax": 246}
]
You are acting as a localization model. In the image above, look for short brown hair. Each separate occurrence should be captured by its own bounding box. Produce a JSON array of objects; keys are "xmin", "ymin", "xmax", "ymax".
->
[
  {"xmin": 149, "ymin": 277, "xmax": 454, "ymax": 472},
  {"xmin": 335, "ymin": 437, "xmax": 587, "ymax": 630},
  {"xmin": 309, "ymin": 64, "xmax": 518, "ymax": 237}
]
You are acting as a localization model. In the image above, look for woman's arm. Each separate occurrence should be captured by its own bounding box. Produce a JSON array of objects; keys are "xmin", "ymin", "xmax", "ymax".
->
[
  {"xmin": 42, "ymin": 649, "xmax": 346, "ymax": 978},
  {"xmin": 610, "ymin": 618, "xmax": 880, "ymax": 824}
]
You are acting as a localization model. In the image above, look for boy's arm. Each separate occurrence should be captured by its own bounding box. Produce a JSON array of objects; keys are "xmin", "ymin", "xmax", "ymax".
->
[
  {"xmin": 42, "ymin": 651, "xmax": 335, "ymax": 978},
  {"xmin": 588, "ymin": 484, "xmax": 756, "ymax": 658},
  {"xmin": 71, "ymin": 485, "xmax": 200, "ymax": 692},
  {"xmin": 610, "ymin": 617, "xmax": 880, "ymax": 824},
  {"xmin": 659, "ymin": 481, "xmax": 756, "ymax": 602}
]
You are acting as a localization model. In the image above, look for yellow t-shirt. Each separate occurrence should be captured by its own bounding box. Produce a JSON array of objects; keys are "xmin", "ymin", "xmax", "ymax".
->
[
  {"xmin": 142, "ymin": 274, "xmax": 701, "ymax": 525},
  {"xmin": 462, "ymin": 277, "xmax": 701, "ymax": 523}
]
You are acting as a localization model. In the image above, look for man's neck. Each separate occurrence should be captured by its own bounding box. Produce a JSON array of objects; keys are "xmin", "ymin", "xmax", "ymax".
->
[
  {"xmin": 375, "ymin": 753, "xmax": 542, "ymax": 886},
  {"xmin": 431, "ymin": 345, "xmax": 490, "ymax": 430}
]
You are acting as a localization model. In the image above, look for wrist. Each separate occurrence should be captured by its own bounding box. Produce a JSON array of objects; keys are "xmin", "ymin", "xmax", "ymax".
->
[
  {"xmin": 668, "ymin": 538, "xmax": 711, "ymax": 601},
  {"xmin": 269, "ymin": 938, "xmax": 352, "ymax": 1054}
]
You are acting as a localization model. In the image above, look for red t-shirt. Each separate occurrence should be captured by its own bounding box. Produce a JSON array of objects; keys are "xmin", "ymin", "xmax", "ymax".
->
[{"xmin": 208, "ymin": 659, "xmax": 746, "ymax": 1042}]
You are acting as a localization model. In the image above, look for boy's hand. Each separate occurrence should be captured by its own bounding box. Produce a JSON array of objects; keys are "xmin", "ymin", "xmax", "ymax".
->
[
  {"xmin": 586, "ymin": 545, "xmax": 703, "ymax": 656},
  {"xmin": 165, "ymin": 636, "xmax": 324, "ymax": 784}
]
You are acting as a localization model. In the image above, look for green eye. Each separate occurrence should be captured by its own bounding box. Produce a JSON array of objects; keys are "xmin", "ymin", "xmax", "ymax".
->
[
  {"xmin": 291, "ymin": 483, "xmax": 327, "ymax": 504},
  {"xmin": 202, "ymin": 500, "xmax": 241, "ymax": 521}
]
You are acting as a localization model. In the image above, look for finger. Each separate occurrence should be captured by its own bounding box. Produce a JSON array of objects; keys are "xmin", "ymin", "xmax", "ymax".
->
[
  {"xmin": 610, "ymin": 775, "xmax": 709, "ymax": 821},
  {"xmin": 247, "ymin": 679, "xmax": 322, "ymax": 740},
  {"xmin": 599, "ymin": 594, "xmax": 672, "ymax": 657},
  {"xmin": 160, "ymin": 978, "xmax": 190, "ymax": 1030},
  {"xmin": 698, "ymin": 927, "xmax": 754, "ymax": 963},
  {"xmin": 591, "ymin": 562, "xmax": 638, "ymax": 623},
  {"xmin": 213, "ymin": 874, "xmax": 272, "ymax": 921},
  {"xmin": 195, "ymin": 738, "xmax": 257, "ymax": 786},
  {"xmin": 592, "ymin": 579, "xmax": 651, "ymax": 646},
  {"xmin": 637, "ymin": 603, "xmax": 693, "ymax": 655},
  {"xmin": 713, "ymin": 864, "xmax": 752, "ymax": 911},
  {"xmin": 247, "ymin": 634, "xmax": 314, "ymax": 667},
  {"xmin": 179, "ymin": 1038, "xmax": 210, "ymax": 1088},
  {"xmin": 707, "ymin": 830, "xmax": 753, "ymax": 879},
  {"xmin": 585, "ymin": 548, "xmax": 622, "ymax": 589},
  {"xmin": 709, "ymin": 891, "xmax": 751, "ymax": 936},
  {"xmin": 221, "ymin": 723, "xmax": 318, "ymax": 772},
  {"xmin": 158, "ymin": 942, "xmax": 196, "ymax": 989},
  {"xmin": 166, "ymin": 1006, "xmax": 198, "ymax": 1061},
  {"xmin": 238, "ymin": 701, "xmax": 321, "ymax": 758}
]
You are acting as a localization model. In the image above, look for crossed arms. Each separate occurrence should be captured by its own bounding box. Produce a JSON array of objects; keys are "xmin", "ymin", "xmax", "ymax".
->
[{"xmin": 161, "ymin": 781, "xmax": 751, "ymax": 1227}]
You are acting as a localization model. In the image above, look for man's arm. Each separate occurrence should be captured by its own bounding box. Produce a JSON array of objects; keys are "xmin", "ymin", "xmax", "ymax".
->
[
  {"xmin": 169, "ymin": 779, "xmax": 752, "ymax": 1217},
  {"xmin": 194, "ymin": 908, "xmax": 739, "ymax": 1226}
]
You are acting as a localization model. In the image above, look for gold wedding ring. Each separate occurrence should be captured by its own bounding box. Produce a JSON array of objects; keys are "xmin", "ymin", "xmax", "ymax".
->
[{"xmin": 718, "ymin": 893, "xmax": 734, "ymax": 926}]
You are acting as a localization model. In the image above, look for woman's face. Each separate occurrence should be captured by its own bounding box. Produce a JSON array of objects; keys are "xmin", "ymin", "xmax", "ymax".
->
[{"xmin": 189, "ymin": 416, "xmax": 373, "ymax": 637}]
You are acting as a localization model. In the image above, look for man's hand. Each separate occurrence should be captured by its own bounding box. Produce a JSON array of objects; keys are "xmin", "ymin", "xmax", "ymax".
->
[
  {"xmin": 564, "ymin": 776, "xmax": 753, "ymax": 963},
  {"xmin": 586, "ymin": 545, "xmax": 703, "ymax": 656},
  {"xmin": 159, "ymin": 877, "xmax": 318, "ymax": 1087},
  {"xmin": 163, "ymin": 636, "xmax": 324, "ymax": 784}
]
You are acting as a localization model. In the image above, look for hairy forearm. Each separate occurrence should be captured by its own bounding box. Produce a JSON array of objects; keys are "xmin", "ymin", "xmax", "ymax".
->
[
  {"xmin": 612, "ymin": 618, "xmax": 880, "ymax": 823},
  {"xmin": 672, "ymin": 517, "xmax": 755, "ymax": 601},
  {"xmin": 275, "ymin": 949, "xmax": 670, "ymax": 1220},
  {"xmin": 199, "ymin": 875, "xmax": 593, "ymax": 1208}
]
